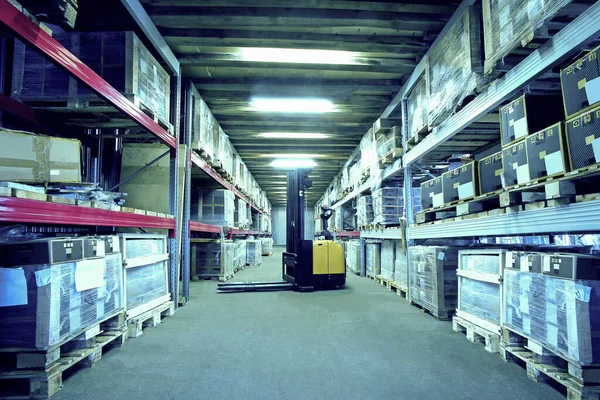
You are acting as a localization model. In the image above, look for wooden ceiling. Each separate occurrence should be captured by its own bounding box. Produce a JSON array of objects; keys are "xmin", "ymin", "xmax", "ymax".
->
[{"xmin": 139, "ymin": 0, "xmax": 460, "ymax": 206}]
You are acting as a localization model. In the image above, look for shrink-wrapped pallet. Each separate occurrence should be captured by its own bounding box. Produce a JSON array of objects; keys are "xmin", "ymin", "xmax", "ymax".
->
[
  {"xmin": 346, "ymin": 240, "xmax": 361, "ymax": 274},
  {"xmin": 366, "ymin": 242, "xmax": 381, "ymax": 277}
]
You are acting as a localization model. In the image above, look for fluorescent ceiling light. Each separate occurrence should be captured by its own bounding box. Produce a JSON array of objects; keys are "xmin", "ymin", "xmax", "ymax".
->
[
  {"xmin": 259, "ymin": 132, "xmax": 329, "ymax": 139},
  {"xmin": 249, "ymin": 98, "xmax": 336, "ymax": 113},
  {"xmin": 263, "ymin": 154, "xmax": 325, "ymax": 158},
  {"xmin": 240, "ymin": 47, "xmax": 357, "ymax": 65},
  {"xmin": 270, "ymin": 158, "xmax": 317, "ymax": 169}
]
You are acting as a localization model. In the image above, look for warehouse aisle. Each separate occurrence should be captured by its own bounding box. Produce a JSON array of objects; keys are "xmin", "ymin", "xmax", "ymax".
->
[{"xmin": 54, "ymin": 247, "xmax": 562, "ymax": 400}]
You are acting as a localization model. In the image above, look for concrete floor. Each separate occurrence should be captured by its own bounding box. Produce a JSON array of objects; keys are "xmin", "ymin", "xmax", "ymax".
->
[{"xmin": 54, "ymin": 246, "xmax": 564, "ymax": 400}]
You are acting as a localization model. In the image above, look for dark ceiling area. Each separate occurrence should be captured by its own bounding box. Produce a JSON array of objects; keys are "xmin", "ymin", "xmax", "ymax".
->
[{"xmin": 135, "ymin": 1, "xmax": 461, "ymax": 206}]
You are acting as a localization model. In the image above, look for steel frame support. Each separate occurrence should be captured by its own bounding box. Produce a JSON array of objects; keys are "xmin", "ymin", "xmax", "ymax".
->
[
  {"xmin": 400, "ymin": 99, "xmax": 414, "ymax": 302},
  {"xmin": 168, "ymin": 73, "xmax": 181, "ymax": 310},
  {"xmin": 180, "ymin": 79, "xmax": 193, "ymax": 304},
  {"xmin": 359, "ymin": 236, "xmax": 366, "ymax": 277}
]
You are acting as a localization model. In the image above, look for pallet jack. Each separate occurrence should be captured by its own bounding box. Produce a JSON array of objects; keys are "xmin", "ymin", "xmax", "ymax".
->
[{"xmin": 217, "ymin": 169, "xmax": 346, "ymax": 293}]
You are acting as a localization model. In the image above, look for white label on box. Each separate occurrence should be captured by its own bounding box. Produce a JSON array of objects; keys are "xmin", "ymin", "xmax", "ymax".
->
[
  {"xmin": 34, "ymin": 269, "xmax": 52, "ymax": 287},
  {"xmin": 543, "ymin": 256, "xmax": 551, "ymax": 272},
  {"xmin": 520, "ymin": 294, "xmax": 530, "ymax": 314},
  {"xmin": 523, "ymin": 315, "xmax": 531, "ymax": 335},
  {"xmin": 458, "ymin": 182, "xmax": 474, "ymax": 200},
  {"xmin": 585, "ymin": 76, "xmax": 600, "ymax": 105},
  {"xmin": 513, "ymin": 118, "xmax": 529, "ymax": 139},
  {"xmin": 0, "ymin": 268, "xmax": 27, "ymax": 307},
  {"xmin": 592, "ymin": 138, "xmax": 600, "ymax": 163},
  {"xmin": 516, "ymin": 164, "xmax": 530, "ymax": 184},
  {"xmin": 74, "ymin": 259, "xmax": 105, "ymax": 292},
  {"xmin": 438, "ymin": 251, "xmax": 445, "ymax": 261},
  {"xmin": 546, "ymin": 324, "xmax": 559, "ymax": 348},
  {"xmin": 546, "ymin": 302, "xmax": 558, "ymax": 324},
  {"xmin": 432, "ymin": 193, "xmax": 444, "ymax": 208},
  {"xmin": 545, "ymin": 151, "xmax": 565, "ymax": 176},
  {"xmin": 49, "ymin": 169, "xmax": 60, "ymax": 176}
]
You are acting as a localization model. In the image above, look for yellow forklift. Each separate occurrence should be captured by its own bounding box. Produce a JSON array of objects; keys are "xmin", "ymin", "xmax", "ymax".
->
[{"xmin": 218, "ymin": 169, "xmax": 345, "ymax": 292}]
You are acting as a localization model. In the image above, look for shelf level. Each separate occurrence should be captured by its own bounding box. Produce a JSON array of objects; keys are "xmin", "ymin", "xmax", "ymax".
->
[
  {"xmin": 408, "ymin": 200, "xmax": 600, "ymax": 239},
  {"xmin": 0, "ymin": 197, "xmax": 176, "ymax": 230},
  {"xmin": 0, "ymin": 0, "xmax": 176, "ymax": 148},
  {"xmin": 190, "ymin": 151, "xmax": 265, "ymax": 214},
  {"xmin": 189, "ymin": 220, "xmax": 222, "ymax": 234},
  {"xmin": 334, "ymin": 231, "xmax": 360, "ymax": 238},
  {"xmin": 229, "ymin": 229, "xmax": 271, "ymax": 236},
  {"xmin": 360, "ymin": 228, "xmax": 404, "ymax": 239}
]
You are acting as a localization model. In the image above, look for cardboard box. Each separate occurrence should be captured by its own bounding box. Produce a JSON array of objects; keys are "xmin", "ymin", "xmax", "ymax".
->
[
  {"xmin": 0, "ymin": 129, "xmax": 81, "ymax": 183},
  {"xmin": 566, "ymin": 105, "xmax": 600, "ymax": 170},
  {"xmin": 499, "ymin": 94, "xmax": 563, "ymax": 147},
  {"xmin": 542, "ymin": 253, "xmax": 600, "ymax": 280},
  {"xmin": 442, "ymin": 162, "xmax": 477, "ymax": 204},
  {"xmin": 478, "ymin": 151, "xmax": 503, "ymax": 195},
  {"xmin": 420, "ymin": 176, "xmax": 443, "ymax": 210},
  {"xmin": 0, "ymin": 238, "xmax": 84, "ymax": 267},
  {"xmin": 502, "ymin": 140, "xmax": 529, "ymax": 187},
  {"xmin": 526, "ymin": 122, "xmax": 568, "ymax": 180},
  {"xmin": 560, "ymin": 45, "xmax": 600, "ymax": 119}
]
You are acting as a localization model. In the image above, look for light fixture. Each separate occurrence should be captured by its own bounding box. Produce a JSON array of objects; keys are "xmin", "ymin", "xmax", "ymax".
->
[
  {"xmin": 249, "ymin": 97, "xmax": 336, "ymax": 113},
  {"xmin": 263, "ymin": 154, "xmax": 325, "ymax": 158},
  {"xmin": 239, "ymin": 47, "xmax": 357, "ymax": 65},
  {"xmin": 258, "ymin": 132, "xmax": 329, "ymax": 139},
  {"xmin": 270, "ymin": 158, "xmax": 317, "ymax": 169}
]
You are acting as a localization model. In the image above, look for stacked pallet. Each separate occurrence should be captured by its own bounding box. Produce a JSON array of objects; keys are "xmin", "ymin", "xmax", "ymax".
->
[{"xmin": 345, "ymin": 240, "xmax": 361, "ymax": 275}]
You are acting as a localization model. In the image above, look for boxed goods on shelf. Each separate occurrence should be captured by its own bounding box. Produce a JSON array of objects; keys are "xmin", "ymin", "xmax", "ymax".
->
[
  {"xmin": 190, "ymin": 240, "xmax": 234, "ymax": 279},
  {"xmin": 560, "ymin": 44, "xmax": 600, "ymax": 119},
  {"xmin": 542, "ymin": 253, "xmax": 600, "ymax": 280},
  {"xmin": 442, "ymin": 161, "xmax": 477, "ymax": 204},
  {"xmin": 234, "ymin": 199, "xmax": 250, "ymax": 229},
  {"xmin": 565, "ymin": 105, "xmax": 600, "ymax": 170},
  {"xmin": 349, "ymin": 163, "xmax": 361, "ymax": 188},
  {"xmin": 376, "ymin": 126, "xmax": 402, "ymax": 159},
  {"xmin": 13, "ymin": 31, "xmax": 170, "ymax": 123},
  {"xmin": 216, "ymin": 129, "xmax": 233, "ymax": 177},
  {"xmin": 0, "ymin": 128, "xmax": 81, "ymax": 183},
  {"xmin": 457, "ymin": 250, "xmax": 506, "ymax": 334},
  {"xmin": 394, "ymin": 242, "xmax": 408, "ymax": 289},
  {"xmin": 526, "ymin": 122, "xmax": 568, "ymax": 180},
  {"xmin": 420, "ymin": 176, "xmax": 443, "ymax": 210},
  {"xmin": 19, "ymin": 0, "xmax": 79, "ymax": 29},
  {"xmin": 373, "ymin": 117, "xmax": 396, "ymax": 135},
  {"xmin": 478, "ymin": 151, "xmax": 503, "ymax": 195},
  {"xmin": 499, "ymin": 94, "xmax": 563, "ymax": 147},
  {"xmin": 407, "ymin": 74, "xmax": 429, "ymax": 140},
  {"xmin": 192, "ymin": 92, "xmax": 215, "ymax": 160},
  {"xmin": 260, "ymin": 214, "xmax": 269, "ymax": 233},
  {"xmin": 503, "ymin": 269, "xmax": 600, "ymax": 364},
  {"xmin": 261, "ymin": 238, "xmax": 273, "ymax": 256},
  {"xmin": 191, "ymin": 189, "xmax": 235, "ymax": 227},
  {"xmin": 119, "ymin": 234, "xmax": 168, "ymax": 316},
  {"xmin": 0, "ymin": 237, "xmax": 84, "ymax": 267},
  {"xmin": 357, "ymin": 195, "xmax": 374, "ymax": 227},
  {"xmin": 380, "ymin": 240, "xmax": 395, "ymax": 281},
  {"xmin": 427, "ymin": 6, "xmax": 482, "ymax": 128},
  {"xmin": 345, "ymin": 240, "xmax": 361, "ymax": 274},
  {"xmin": 0, "ymin": 248, "xmax": 123, "ymax": 349},
  {"xmin": 366, "ymin": 241, "xmax": 381, "ymax": 277},
  {"xmin": 246, "ymin": 240, "xmax": 262, "ymax": 267},
  {"xmin": 502, "ymin": 140, "xmax": 529, "ymax": 187},
  {"xmin": 483, "ymin": 0, "xmax": 574, "ymax": 75},
  {"xmin": 409, "ymin": 246, "xmax": 459, "ymax": 320},
  {"xmin": 372, "ymin": 187, "xmax": 403, "ymax": 225},
  {"xmin": 359, "ymin": 129, "xmax": 376, "ymax": 174},
  {"xmin": 235, "ymin": 241, "xmax": 246, "ymax": 271}
]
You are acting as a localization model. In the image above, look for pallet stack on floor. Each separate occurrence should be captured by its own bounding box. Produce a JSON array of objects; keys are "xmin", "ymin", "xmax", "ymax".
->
[{"xmin": 0, "ymin": 233, "xmax": 174, "ymax": 398}]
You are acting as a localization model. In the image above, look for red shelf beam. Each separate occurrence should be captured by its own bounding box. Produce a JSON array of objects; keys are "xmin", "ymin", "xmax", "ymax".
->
[
  {"xmin": 191, "ymin": 151, "xmax": 264, "ymax": 214},
  {"xmin": 337, "ymin": 231, "xmax": 360, "ymax": 238},
  {"xmin": 0, "ymin": 0, "xmax": 176, "ymax": 148},
  {"xmin": 189, "ymin": 220, "xmax": 222, "ymax": 234},
  {"xmin": 0, "ymin": 197, "xmax": 175, "ymax": 230}
]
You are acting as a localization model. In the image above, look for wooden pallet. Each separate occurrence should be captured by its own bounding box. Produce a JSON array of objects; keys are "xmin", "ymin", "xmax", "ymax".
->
[
  {"xmin": 127, "ymin": 301, "xmax": 175, "ymax": 339},
  {"xmin": 378, "ymin": 148, "xmax": 403, "ymax": 169},
  {"xmin": 219, "ymin": 273, "xmax": 235, "ymax": 282},
  {"xmin": 0, "ymin": 314, "xmax": 127, "ymax": 399},
  {"xmin": 452, "ymin": 316, "xmax": 500, "ymax": 353},
  {"xmin": 388, "ymin": 281, "xmax": 408, "ymax": 299},
  {"xmin": 405, "ymin": 127, "xmax": 430, "ymax": 150},
  {"xmin": 408, "ymin": 299, "xmax": 453, "ymax": 321},
  {"xmin": 346, "ymin": 268, "xmax": 361, "ymax": 276},
  {"xmin": 359, "ymin": 223, "xmax": 385, "ymax": 231}
]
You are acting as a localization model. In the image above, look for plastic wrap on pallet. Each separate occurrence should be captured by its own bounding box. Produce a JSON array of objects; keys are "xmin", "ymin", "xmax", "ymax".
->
[
  {"xmin": 191, "ymin": 240, "xmax": 235, "ymax": 278},
  {"xmin": 357, "ymin": 195, "xmax": 374, "ymax": 227},
  {"xmin": 0, "ymin": 254, "xmax": 123, "ymax": 349},
  {"xmin": 234, "ymin": 198, "xmax": 249, "ymax": 229},
  {"xmin": 409, "ymin": 246, "xmax": 459, "ymax": 314},
  {"xmin": 380, "ymin": 240, "xmax": 395, "ymax": 281},
  {"xmin": 246, "ymin": 240, "xmax": 262, "ymax": 268},
  {"xmin": 376, "ymin": 127, "xmax": 402, "ymax": 159},
  {"xmin": 460, "ymin": 253, "xmax": 501, "ymax": 275},
  {"xmin": 349, "ymin": 163, "xmax": 361, "ymax": 189},
  {"xmin": 261, "ymin": 238, "xmax": 273, "ymax": 255},
  {"xmin": 407, "ymin": 75, "xmax": 429, "ymax": 139},
  {"xmin": 427, "ymin": 7, "xmax": 482, "ymax": 128},
  {"xmin": 192, "ymin": 189, "xmax": 235, "ymax": 227},
  {"xmin": 217, "ymin": 129, "xmax": 233, "ymax": 176},
  {"xmin": 124, "ymin": 236, "xmax": 166, "ymax": 259},
  {"xmin": 482, "ymin": 0, "xmax": 572, "ymax": 75},
  {"xmin": 394, "ymin": 243, "xmax": 408, "ymax": 289},
  {"xmin": 192, "ymin": 94, "xmax": 215, "ymax": 160},
  {"xmin": 231, "ymin": 241, "xmax": 244, "ymax": 270},
  {"xmin": 503, "ymin": 269, "xmax": 600, "ymax": 365},
  {"xmin": 345, "ymin": 240, "xmax": 361, "ymax": 274},
  {"xmin": 12, "ymin": 32, "xmax": 171, "ymax": 122},
  {"xmin": 126, "ymin": 260, "xmax": 167, "ymax": 310},
  {"xmin": 459, "ymin": 277, "xmax": 501, "ymax": 325},
  {"xmin": 372, "ymin": 186, "xmax": 404, "ymax": 225},
  {"xmin": 366, "ymin": 242, "xmax": 381, "ymax": 277}
]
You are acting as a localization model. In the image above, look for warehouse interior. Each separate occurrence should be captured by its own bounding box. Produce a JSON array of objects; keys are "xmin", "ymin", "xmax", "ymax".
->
[{"xmin": 1, "ymin": 0, "xmax": 600, "ymax": 399}]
